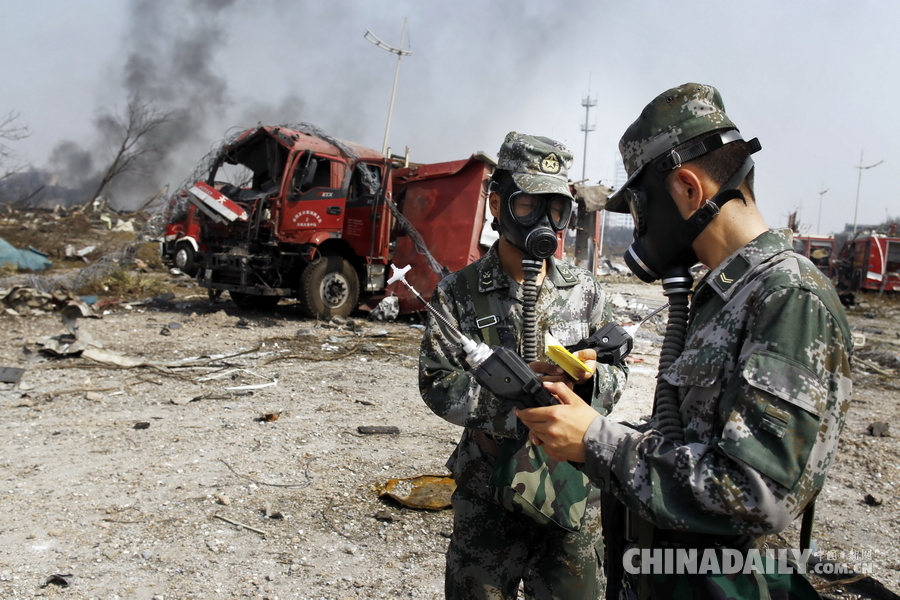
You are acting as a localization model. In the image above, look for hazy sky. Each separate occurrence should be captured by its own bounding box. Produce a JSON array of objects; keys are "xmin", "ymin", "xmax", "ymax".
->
[{"xmin": 2, "ymin": 0, "xmax": 897, "ymax": 235}]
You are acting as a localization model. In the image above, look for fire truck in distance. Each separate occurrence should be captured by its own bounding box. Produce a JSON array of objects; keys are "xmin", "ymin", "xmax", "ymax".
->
[
  {"xmin": 786, "ymin": 222, "xmax": 900, "ymax": 296},
  {"xmin": 791, "ymin": 234, "xmax": 836, "ymax": 277},
  {"xmin": 161, "ymin": 124, "xmax": 501, "ymax": 318},
  {"xmin": 834, "ymin": 229, "xmax": 900, "ymax": 293}
]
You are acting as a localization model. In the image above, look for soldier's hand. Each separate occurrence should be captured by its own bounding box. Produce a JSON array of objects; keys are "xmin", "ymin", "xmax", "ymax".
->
[
  {"xmin": 528, "ymin": 360, "xmax": 574, "ymax": 389},
  {"xmin": 571, "ymin": 348, "xmax": 597, "ymax": 384},
  {"xmin": 530, "ymin": 348, "xmax": 596, "ymax": 388},
  {"xmin": 516, "ymin": 381, "xmax": 600, "ymax": 463}
]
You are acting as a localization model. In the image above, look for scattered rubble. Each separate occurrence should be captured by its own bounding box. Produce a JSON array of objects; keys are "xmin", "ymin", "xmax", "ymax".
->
[
  {"xmin": 377, "ymin": 475, "xmax": 457, "ymax": 510},
  {"xmin": 0, "ymin": 281, "xmax": 898, "ymax": 598},
  {"xmin": 0, "ymin": 238, "xmax": 52, "ymax": 271},
  {"xmin": 358, "ymin": 425, "xmax": 401, "ymax": 435},
  {"xmin": 0, "ymin": 366, "xmax": 23, "ymax": 384},
  {"xmin": 369, "ymin": 295, "xmax": 400, "ymax": 322},
  {"xmin": 63, "ymin": 244, "xmax": 96, "ymax": 262},
  {"xmin": 0, "ymin": 286, "xmax": 91, "ymax": 316},
  {"xmin": 869, "ymin": 422, "xmax": 891, "ymax": 437}
]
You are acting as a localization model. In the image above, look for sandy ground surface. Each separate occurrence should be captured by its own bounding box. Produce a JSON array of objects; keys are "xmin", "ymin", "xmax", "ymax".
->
[{"xmin": 1, "ymin": 273, "xmax": 899, "ymax": 600}]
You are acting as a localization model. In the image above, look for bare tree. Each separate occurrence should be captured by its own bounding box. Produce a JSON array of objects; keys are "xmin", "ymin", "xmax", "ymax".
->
[
  {"xmin": 88, "ymin": 96, "xmax": 170, "ymax": 205},
  {"xmin": 0, "ymin": 111, "xmax": 30, "ymax": 181}
]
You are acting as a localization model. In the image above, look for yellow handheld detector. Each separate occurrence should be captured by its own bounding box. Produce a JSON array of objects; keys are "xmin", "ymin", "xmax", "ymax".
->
[{"xmin": 545, "ymin": 332, "xmax": 593, "ymax": 379}]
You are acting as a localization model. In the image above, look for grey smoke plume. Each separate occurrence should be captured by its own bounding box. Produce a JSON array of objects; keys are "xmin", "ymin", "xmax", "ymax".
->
[
  {"xmin": 39, "ymin": 0, "xmax": 581, "ymax": 212},
  {"xmin": 47, "ymin": 141, "xmax": 96, "ymax": 194},
  {"xmin": 45, "ymin": 0, "xmax": 240, "ymax": 210}
]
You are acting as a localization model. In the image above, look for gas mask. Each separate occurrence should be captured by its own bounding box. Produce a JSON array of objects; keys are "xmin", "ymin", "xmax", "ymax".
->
[
  {"xmin": 620, "ymin": 173, "xmax": 701, "ymax": 283},
  {"xmin": 622, "ymin": 129, "xmax": 762, "ymax": 283},
  {"xmin": 620, "ymin": 137, "xmax": 760, "ymax": 283},
  {"xmin": 496, "ymin": 188, "xmax": 574, "ymax": 260}
]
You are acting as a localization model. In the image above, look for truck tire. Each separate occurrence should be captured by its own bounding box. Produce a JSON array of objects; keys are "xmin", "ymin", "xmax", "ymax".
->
[
  {"xmin": 230, "ymin": 291, "xmax": 255, "ymax": 310},
  {"xmin": 254, "ymin": 295, "xmax": 280, "ymax": 310},
  {"xmin": 299, "ymin": 256, "xmax": 359, "ymax": 319},
  {"xmin": 174, "ymin": 242, "xmax": 197, "ymax": 276},
  {"xmin": 230, "ymin": 291, "xmax": 279, "ymax": 311}
]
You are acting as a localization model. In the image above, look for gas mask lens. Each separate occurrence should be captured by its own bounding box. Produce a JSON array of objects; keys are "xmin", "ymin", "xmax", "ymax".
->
[{"xmin": 509, "ymin": 192, "xmax": 572, "ymax": 231}]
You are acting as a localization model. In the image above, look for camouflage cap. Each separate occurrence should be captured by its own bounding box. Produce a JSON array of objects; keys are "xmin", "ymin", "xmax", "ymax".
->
[
  {"xmin": 496, "ymin": 132, "xmax": 574, "ymax": 200},
  {"xmin": 606, "ymin": 83, "xmax": 737, "ymax": 212}
]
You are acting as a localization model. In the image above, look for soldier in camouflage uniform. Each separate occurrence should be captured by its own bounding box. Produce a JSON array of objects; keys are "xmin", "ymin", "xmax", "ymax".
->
[
  {"xmin": 419, "ymin": 132, "xmax": 627, "ymax": 599},
  {"xmin": 517, "ymin": 84, "xmax": 853, "ymax": 599}
]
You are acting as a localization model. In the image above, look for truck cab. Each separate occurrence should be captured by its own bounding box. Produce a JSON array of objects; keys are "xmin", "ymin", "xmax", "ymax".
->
[{"xmin": 169, "ymin": 125, "xmax": 392, "ymax": 317}]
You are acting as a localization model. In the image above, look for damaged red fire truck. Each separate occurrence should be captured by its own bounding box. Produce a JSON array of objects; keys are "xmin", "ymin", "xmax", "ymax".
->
[
  {"xmin": 161, "ymin": 124, "xmax": 606, "ymax": 319},
  {"xmin": 162, "ymin": 124, "xmax": 606, "ymax": 319}
]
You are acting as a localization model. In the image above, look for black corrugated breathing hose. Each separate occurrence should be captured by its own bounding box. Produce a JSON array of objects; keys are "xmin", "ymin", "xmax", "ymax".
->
[
  {"xmin": 521, "ymin": 257, "xmax": 543, "ymax": 363},
  {"xmin": 652, "ymin": 268, "xmax": 694, "ymax": 443}
]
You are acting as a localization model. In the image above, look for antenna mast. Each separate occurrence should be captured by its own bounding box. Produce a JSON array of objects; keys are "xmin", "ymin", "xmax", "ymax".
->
[
  {"xmin": 580, "ymin": 89, "xmax": 597, "ymax": 180},
  {"xmin": 365, "ymin": 18, "xmax": 412, "ymax": 156},
  {"xmin": 580, "ymin": 82, "xmax": 602, "ymax": 269}
]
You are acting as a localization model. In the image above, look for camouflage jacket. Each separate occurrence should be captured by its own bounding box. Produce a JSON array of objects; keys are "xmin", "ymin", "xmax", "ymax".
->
[
  {"xmin": 582, "ymin": 229, "xmax": 853, "ymax": 535},
  {"xmin": 420, "ymin": 243, "xmax": 627, "ymax": 494}
]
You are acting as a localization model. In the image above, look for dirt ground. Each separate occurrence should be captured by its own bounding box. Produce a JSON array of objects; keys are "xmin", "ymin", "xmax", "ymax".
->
[{"xmin": 1, "ymin": 258, "xmax": 900, "ymax": 599}]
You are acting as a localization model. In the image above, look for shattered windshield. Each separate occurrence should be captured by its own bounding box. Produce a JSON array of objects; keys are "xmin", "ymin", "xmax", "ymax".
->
[
  {"xmin": 349, "ymin": 162, "xmax": 382, "ymax": 205},
  {"xmin": 211, "ymin": 162, "xmax": 254, "ymax": 188}
]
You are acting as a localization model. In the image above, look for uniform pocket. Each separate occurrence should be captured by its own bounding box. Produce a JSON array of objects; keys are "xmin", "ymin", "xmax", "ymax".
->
[
  {"xmin": 489, "ymin": 438, "xmax": 590, "ymax": 532},
  {"xmin": 720, "ymin": 350, "xmax": 826, "ymax": 488}
]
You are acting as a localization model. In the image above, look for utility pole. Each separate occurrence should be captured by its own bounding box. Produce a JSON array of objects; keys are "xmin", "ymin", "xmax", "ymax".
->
[
  {"xmin": 580, "ymin": 87, "xmax": 602, "ymax": 269},
  {"xmin": 365, "ymin": 19, "xmax": 411, "ymax": 156},
  {"xmin": 853, "ymin": 150, "xmax": 883, "ymax": 234},
  {"xmin": 817, "ymin": 184, "xmax": 828, "ymax": 233},
  {"xmin": 580, "ymin": 93, "xmax": 596, "ymax": 180}
]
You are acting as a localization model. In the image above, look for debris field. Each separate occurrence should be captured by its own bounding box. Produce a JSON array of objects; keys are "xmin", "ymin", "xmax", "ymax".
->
[{"xmin": 0, "ymin": 268, "xmax": 899, "ymax": 599}]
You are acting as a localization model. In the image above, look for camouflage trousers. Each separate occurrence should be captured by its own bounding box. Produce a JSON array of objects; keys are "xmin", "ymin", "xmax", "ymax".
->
[
  {"xmin": 445, "ymin": 486, "xmax": 604, "ymax": 600},
  {"xmin": 613, "ymin": 543, "xmax": 821, "ymax": 600},
  {"xmin": 614, "ymin": 566, "xmax": 822, "ymax": 600}
]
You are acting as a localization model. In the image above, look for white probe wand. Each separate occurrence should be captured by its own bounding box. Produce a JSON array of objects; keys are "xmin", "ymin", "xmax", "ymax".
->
[
  {"xmin": 388, "ymin": 264, "xmax": 491, "ymax": 366},
  {"xmin": 390, "ymin": 264, "xmax": 556, "ymax": 408},
  {"xmin": 623, "ymin": 302, "xmax": 670, "ymax": 338}
]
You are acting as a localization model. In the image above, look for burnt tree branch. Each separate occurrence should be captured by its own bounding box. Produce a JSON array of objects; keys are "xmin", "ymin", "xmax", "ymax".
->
[{"xmin": 88, "ymin": 97, "xmax": 170, "ymax": 205}]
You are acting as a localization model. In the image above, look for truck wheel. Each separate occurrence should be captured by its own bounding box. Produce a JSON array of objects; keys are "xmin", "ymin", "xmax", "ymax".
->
[
  {"xmin": 230, "ymin": 291, "xmax": 255, "ymax": 310},
  {"xmin": 230, "ymin": 291, "xmax": 279, "ymax": 311},
  {"xmin": 254, "ymin": 296, "xmax": 280, "ymax": 310},
  {"xmin": 174, "ymin": 243, "xmax": 197, "ymax": 276},
  {"xmin": 299, "ymin": 256, "xmax": 359, "ymax": 319}
]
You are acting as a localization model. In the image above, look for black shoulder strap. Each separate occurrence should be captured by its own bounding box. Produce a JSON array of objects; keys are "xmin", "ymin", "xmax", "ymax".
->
[{"xmin": 460, "ymin": 262, "xmax": 500, "ymax": 348}]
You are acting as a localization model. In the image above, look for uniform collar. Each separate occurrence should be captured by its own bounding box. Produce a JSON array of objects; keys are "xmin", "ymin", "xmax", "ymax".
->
[
  {"xmin": 701, "ymin": 228, "xmax": 793, "ymax": 301},
  {"xmin": 474, "ymin": 243, "xmax": 579, "ymax": 294}
]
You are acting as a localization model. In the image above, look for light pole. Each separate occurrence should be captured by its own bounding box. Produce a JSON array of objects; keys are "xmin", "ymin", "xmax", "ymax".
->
[
  {"xmin": 817, "ymin": 184, "xmax": 828, "ymax": 233},
  {"xmin": 853, "ymin": 150, "xmax": 883, "ymax": 234},
  {"xmin": 580, "ymin": 93, "xmax": 596, "ymax": 181},
  {"xmin": 580, "ymin": 90, "xmax": 602, "ymax": 268},
  {"xmin": 365, "ymin": 19, "xmax": 411, "ymax": 157}
]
